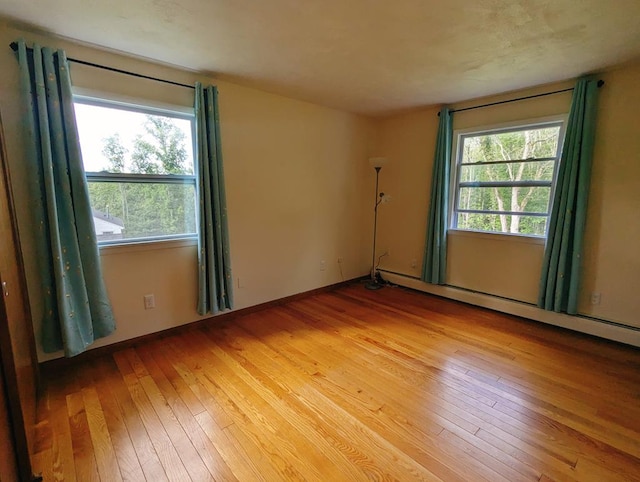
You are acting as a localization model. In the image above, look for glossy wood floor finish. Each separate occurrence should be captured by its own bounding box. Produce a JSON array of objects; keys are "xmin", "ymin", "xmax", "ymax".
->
[{"xmin": 32, "ymin": 284, "xmax": 640, "ymax": 481}]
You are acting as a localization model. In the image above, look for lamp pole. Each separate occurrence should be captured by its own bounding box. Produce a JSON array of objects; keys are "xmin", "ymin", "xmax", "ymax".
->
[{"xmin": 366, "ymin": 166, "xmax": 384, "ymax": 290}]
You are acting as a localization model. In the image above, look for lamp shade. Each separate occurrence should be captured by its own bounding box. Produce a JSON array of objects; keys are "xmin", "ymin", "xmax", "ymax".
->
[{"xmin": 368, "ymin": 157, "xmax": 388, "ymax": 169}]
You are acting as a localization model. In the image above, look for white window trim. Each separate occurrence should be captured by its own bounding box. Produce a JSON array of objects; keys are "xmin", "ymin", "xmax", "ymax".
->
[
  {"xmin": 99, "ymin": 237, "xmax": 198, "ymax": 255},
  {"xmin": 73, "ymin": 88, "xmax": 194, "ymax": 116},
  {"xmin": 449, "ymin": 114, "xmax": 568, "ymax": 239},
  {"xmin": 74, "ymin": 94, "xmax": 199, "ymax": 247}
]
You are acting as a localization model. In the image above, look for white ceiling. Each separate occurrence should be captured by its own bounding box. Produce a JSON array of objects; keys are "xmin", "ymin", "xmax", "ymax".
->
[{"xmin": 2, "ymin": 0, "xmax": 640, "ymax": 115}]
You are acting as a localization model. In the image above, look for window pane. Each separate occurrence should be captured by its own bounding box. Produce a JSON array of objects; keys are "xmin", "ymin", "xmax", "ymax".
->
[
  {"xmin": 454, "ymin": 121, "xmax": 563, "ymax": 237},
  {"xmin": 459, "ymin": 161, "xmax": 555, "ymax": 183},
  {"xmin": 88, "ymin": 182, "xmax": 197, "ymax": 241},
  {"xmin": 74, "ymin": 103, "xmax": 194, "ymax": 175},
  {"xmin": 456, "ymin": 213, "xmax": 547, "ymax": 236},
  {"xmin": 461, "ymin": 126, "xmax": 560, "ymax": 163},
  {"xmin": 457, "ymin": 186, "xmax": 551, "ymax": 214}
]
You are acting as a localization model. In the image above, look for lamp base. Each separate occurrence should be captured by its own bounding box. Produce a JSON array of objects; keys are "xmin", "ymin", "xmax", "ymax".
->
[{"xmin": 365, "ymin": 280, "xmax": 384, "ymax": 290}]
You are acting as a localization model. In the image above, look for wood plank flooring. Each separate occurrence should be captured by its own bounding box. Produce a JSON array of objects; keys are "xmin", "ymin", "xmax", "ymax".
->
[{"xmin": 32, "ymin": 283, "xmax": 640, "ymax": 481}]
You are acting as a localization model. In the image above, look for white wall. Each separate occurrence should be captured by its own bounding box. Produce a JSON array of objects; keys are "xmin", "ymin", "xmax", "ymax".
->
[
  {"xmin": 376, "ymin": 63, "xmax": 640, "ymax": 339},
  {"xmin": 0, "ymin": 21, "xmax": 376, "ymax": 361}
]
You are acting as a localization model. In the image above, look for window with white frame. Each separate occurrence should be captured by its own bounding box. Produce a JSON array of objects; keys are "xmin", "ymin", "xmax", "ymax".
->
[
  {"xmin": 74, "ymin": 98, "xmax": 197, "ymax": 244},
  {"xmin": 452, "ymin": 119, "xmax": 565, "ymax": 237}
]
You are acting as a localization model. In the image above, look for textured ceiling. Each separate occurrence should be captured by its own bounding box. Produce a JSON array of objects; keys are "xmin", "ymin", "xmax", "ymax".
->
[{"xmin": 2, "ymin": 0, "xmax": 640, "ymax": 115}]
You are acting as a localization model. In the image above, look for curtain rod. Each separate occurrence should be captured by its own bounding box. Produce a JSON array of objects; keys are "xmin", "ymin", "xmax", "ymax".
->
[
  {"xmin": 9, "ymin": 41, "xmax": 195, "ymax": 90},
  {"xmin": 439, "ymin": 80, "xmax": 605, "ymax": 116}
]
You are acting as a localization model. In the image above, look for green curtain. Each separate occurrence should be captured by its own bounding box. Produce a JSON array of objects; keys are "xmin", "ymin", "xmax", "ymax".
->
[
  {"xmin": 538, "ymin": 77, "xmax": 601, "ymax": 314},
  {"xmin": 194, "ymin": 83, "xmax": 233, "ymax": 314},
  {"xmin": 16, "ymin": 40, "xmax": 116, "ymax": 356},
  {"xmin": 422, "ymin": 107, "xmax": 453, "ymax": 284}
]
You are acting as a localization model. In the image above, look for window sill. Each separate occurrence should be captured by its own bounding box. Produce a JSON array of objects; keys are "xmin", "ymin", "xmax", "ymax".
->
[
  {"xmin": 98, "ymin": 237, "xmax": 198, "ymax": 256},
  {"xmin": 448, "ymin": 229, "xmax": 545, "ymax": 246}
]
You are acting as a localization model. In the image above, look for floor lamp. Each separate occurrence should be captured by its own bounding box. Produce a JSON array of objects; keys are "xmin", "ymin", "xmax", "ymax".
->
[{"xmin": 365, "ymin": 157, "xmax": 387, "ymax": 290}]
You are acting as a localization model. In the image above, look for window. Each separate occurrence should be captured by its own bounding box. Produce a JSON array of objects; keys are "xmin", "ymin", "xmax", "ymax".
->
[
  {"xmin": 451, "ymin": 119, "xmax": 564, "ymax": 237},
  {"xmin": 74, "ymin": 98, "xmax": 197, "ymax": 244}
]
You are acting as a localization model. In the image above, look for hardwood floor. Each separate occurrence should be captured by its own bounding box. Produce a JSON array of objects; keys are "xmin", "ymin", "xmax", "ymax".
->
[{"xmin": 32, "ymin": 283, "xmax": 640, "ymax": 481}]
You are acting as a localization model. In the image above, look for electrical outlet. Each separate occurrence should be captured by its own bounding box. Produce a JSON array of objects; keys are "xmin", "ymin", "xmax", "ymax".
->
[
  {"xmin": 237, "ymin": 277, "xmax": 244, "ymax": 289},
  {"xmin": 411, "ymin": 258, "xmax": 418, "ymax": 269},
  {"xmin": 143, "ymin": 294, "xmax": 155, "ymax": 309},
  {"xmin": 590, "ymin": 292, "xmax": 601, "ymax": 305},
  {"xmin": 320, "ymin": 260, "xmax": 326, "ymax": 271}
]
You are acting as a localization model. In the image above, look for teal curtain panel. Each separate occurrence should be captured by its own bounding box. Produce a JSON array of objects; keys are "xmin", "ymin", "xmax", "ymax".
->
[
  {"xmin": 538, "ymin": 77, "xmax": 601, "ymax": 314},
  {"xmin": 422, "ymin": 107, "xmax": 453, "ymax": 284},
  {"xmin": 15, "ymin": 40, "xmax": 116, "ymax": 356},
  {"xmin": 195, "ymin": 83, "xmax": 233, "ymax": 314}
]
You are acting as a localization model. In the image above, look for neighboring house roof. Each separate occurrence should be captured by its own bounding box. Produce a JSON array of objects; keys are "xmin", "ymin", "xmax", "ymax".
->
[{"xmin": 91, "ymin": 208, "xmax": 124, "ymax": 227}]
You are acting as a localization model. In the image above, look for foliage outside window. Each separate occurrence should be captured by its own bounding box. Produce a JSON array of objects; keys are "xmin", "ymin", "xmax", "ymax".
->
[
  {"xmin": 74, "ymin": 99, "xmax": 197, "ymax": 244},
  {"xmin": 452, "ymin": 120, "xmax": 564, "ymax": 237}
]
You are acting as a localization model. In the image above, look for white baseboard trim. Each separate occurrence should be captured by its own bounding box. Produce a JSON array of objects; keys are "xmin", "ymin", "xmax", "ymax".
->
[{"xmin": 381, "ymin": 271, "xmax": 640, "ymax": 349}]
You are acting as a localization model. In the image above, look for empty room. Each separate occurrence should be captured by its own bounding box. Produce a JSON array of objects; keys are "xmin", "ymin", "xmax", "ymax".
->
[{"xmin": 0, "ymin": 1, "xmax": 639, "ymax": 480}]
